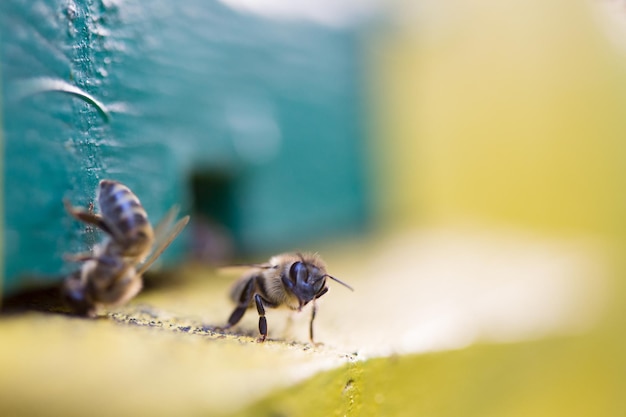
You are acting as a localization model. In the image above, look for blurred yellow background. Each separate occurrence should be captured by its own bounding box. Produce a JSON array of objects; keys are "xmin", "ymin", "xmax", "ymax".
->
[{"xmin": 371, "ymin": 0, "xmax": 626, "ymax": 241}]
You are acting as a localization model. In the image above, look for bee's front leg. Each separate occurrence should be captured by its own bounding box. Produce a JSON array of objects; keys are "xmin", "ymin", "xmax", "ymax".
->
[
  {"xmin": 310, "ymin": 287, "xmax": 328, "ymax": 344},
  {"xmin": 220, "ymin": 277, "xmax": 255, "ymax": 332},
  {"xmin": 254, "ymin": 294, "xmax": 268, "ymax": 342},
  {"xmin": 64, "ymin": 198, "xmax": 113, "ymax": 235}
]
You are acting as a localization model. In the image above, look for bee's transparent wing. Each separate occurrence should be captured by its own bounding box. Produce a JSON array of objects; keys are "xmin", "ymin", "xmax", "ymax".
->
[
  {"xmin": 137, "ymin": 213, "xmax": 190, "ymax": 276},
  {"xmin": 218, "ymin": 262, "xmax": 276, "ymax": 274},
  {"xmin": 152, "ymin": 205, "xmax": 180, "ymax": 245}
]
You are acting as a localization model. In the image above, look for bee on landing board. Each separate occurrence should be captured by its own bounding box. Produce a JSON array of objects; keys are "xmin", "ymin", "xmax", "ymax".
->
[
  {"xmin": 222, "ymin": 252, "xmax": 353, "ymax": 343},
  {"xmin": 62, "ymin": 179, "xmax": 190, "ymax": 317}
]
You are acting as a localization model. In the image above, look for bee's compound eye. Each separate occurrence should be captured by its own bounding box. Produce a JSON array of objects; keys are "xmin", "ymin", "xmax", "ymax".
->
[
  {"xmin": 313, "ymin": 274, "xmax": 325, "ymax": 293},
  {"xmin": 289, "ymin": 261, "xmax": 308, "ymax": 284}
]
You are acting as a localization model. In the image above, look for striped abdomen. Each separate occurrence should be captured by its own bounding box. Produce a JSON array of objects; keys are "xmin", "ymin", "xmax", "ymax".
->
[{"xmin": 97, "ymin": 180, "xmax": 154, "ymax": 259}]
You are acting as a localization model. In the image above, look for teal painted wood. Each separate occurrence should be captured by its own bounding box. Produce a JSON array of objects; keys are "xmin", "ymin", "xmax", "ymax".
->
[{"xmin": 1, "ymin": 0, "xmax": 370, "ymax": 296}]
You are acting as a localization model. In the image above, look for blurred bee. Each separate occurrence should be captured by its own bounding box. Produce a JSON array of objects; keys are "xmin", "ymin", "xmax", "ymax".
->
[
  {"xmin": 62, "ymin": 179, "xmax": 190, "ymax": 317},
  {"xmin": 222, "ymin": 252, "xmax": 353, "ymax": 342}
]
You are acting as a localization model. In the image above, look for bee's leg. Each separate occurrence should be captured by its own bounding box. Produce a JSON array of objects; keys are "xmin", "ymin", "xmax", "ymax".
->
[
  {"xmin": 310, "ymin": 287, "xmax": 328, "ymax": 343},
  {"xmin": 64, "ymin": 252, "xmax": 96, "ymax": 263},
  {"xmin": 62, "ymin": 272, "xmax": 95, "ymax": 317},
  {"xmin": 223, "ymin": 277, "xmax": 255, "ymax": 330},
  {"xmin": 254, "ymin": 294, "xmax": 268, "ymax": 342},
  {"xmin": 64, "ymin": 253, "xmax": 120, "ymax": 267},
  {"xmin": 64, "ymin": 199, "xmax": 113, "ymax": 235},
  {"xmin": 309, "ymin": 300, "xmax": 317, "ymax": 343}
]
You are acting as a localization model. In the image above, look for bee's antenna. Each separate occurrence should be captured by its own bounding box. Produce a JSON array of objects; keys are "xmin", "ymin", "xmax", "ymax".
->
[{"xmin": 322, "ymin": 274, "xmax": 354, "ymax": 291}]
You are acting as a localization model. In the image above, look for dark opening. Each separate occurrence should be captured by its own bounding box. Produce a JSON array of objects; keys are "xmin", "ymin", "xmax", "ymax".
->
[{"xmin": 189, "ymin": 170, "xmax": 239, "ymax": 265}]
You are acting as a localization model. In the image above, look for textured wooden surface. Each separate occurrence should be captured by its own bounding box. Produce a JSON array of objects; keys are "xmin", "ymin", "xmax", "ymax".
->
[
  {"xmin": 0, "ymin": 227, "xmax": 613, "ymax": 416},
  {"xmin": 230, "ymin": 329, "xmax": 625, "ymax": 417}
]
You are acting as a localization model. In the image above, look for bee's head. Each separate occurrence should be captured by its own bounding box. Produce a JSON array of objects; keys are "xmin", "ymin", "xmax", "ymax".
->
[{"xmin": 284, "ymin": 255, "xmax": 353, "ymax": 309}]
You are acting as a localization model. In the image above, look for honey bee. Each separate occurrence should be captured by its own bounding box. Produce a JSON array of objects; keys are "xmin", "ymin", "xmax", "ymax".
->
[
  {"xmin": 222, "ymin": 252, "xmax": 353, "ymax": 342},
  {"xmin": 62, "ymin": 179, "xmax": 190, "ymax": 317}
]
